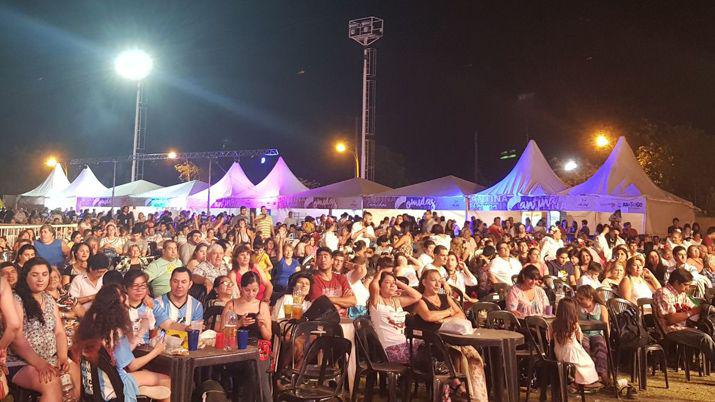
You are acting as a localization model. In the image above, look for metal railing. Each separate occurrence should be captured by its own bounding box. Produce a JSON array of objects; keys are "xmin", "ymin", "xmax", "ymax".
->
[{"xmin": 0, "ymin": 224, "xmax": 77, "ymax": 246}]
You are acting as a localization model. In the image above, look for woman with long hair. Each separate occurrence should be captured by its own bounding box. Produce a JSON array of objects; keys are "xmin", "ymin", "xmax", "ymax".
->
[
  {"xmin": 61, "ymin": 243, "xmax": 90, "ymax": 286},
  {"xmin": 13, "ymin": 244, "xmax": 36, "ymax": 270},
  {"xmin": 619, "ymin": 255, "xmax": 660, "ymax": 304},
  {"xmin": 100, "ymin": 223, "xmax": 125, "ymax": 257},
  {"xmin": 550, "ymin": 298, "xmax": 600, "ymax": 389},
  {"xmin": 228, "ymin": 245, "xmax": 272, "ymax": 303},
  {"xmin": 9, "ymin": 257, "xmax": 79, "ymax": 401},
  {"xmin": 645, "ymin": 250, "xmax": 668, "ymax": 286},
  {"xmin": 73, "ymin": 284, "xmax": 170, "ymax": 402},
  {"xmin": 575, "ymin": 286, "xmax": 610, "ymax": 385},
  {"xmin": 186, "ymin": 243, "xmax": 208, "ymax": 272},
  {"xmin": 122, "ymin": 270, "xmax": 156, "ymax": 345},
  {"xmin": 392, "ymin": 221, "xmax": 414, "ymax": 257},
  {"xmin": 576, "ymin": 249, "xmax": 593, "ymax": 284},
  {"xmin": 527, "ymin": 247, "xmax": 548, "ymax": 277}
]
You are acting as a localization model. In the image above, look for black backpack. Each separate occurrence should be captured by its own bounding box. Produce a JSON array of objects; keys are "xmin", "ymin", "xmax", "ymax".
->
[
  {"xmin": 617, "ymin": 308, "xmax": 653, "ymax": 349},
  {"xmin": 302, "ymin": 295, "xmax": 340, "ymax": 325}
]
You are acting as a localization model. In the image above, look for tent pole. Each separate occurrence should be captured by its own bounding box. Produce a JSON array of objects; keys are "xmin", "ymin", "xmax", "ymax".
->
[{"xmin": 207, "ymin": 158, "xmax": 212, "ymax": 215}]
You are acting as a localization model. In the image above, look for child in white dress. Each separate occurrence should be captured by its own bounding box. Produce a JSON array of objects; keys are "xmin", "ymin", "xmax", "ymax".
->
[{"xmin": 549, "ymin": 298, "xmax": 600, "ymax": 387}]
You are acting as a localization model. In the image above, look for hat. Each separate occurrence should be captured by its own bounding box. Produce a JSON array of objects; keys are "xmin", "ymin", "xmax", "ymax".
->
[{"xmin": 88, "ymin": 253, "xmax": 110, "ymax": 271}]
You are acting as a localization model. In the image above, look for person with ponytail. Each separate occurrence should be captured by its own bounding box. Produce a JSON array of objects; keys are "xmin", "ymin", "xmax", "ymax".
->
[{"xmin": 575, "ymin": 285, "xmax": 610, "ymax": 385}]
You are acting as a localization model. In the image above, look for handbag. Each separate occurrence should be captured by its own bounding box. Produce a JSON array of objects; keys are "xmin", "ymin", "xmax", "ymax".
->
[{"xmin": 439, "ymin": 317, "xmax": 473, "ymax": 335}]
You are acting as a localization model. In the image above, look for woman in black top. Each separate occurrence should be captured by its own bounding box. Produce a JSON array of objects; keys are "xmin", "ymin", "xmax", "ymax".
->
[{"xmin": 412, "ymin": 269, "xmax": 465, "ymax": 332}]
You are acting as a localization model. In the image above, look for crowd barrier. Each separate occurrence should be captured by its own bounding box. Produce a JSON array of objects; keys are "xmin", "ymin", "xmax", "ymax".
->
[{"xmin": 0, "ymin": 224, "xmax": 77, "ymax": 247}]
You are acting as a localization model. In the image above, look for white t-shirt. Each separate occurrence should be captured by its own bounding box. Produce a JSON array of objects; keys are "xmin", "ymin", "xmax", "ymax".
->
[
  {"xmin": 417, "ymin": 253, "xmax": 434, "ymax": 268},
  {"xmin": 351, "ymin": 221, "xmax": 375, "ymax": 247},
  {"xmin": 540, "ymin": 236, "xmax": 564, "ymax": 262},
  {"xmin": 489, "ymin": 256, "xmax": 522, "ymax": 284},
  {"xmin": 321, "ymin": 232, "xmax": 339, "ymax": 251},
  {"xmin": 369, "ymin": 300, "xmax": 408, "ymax": 348},
  {"xmin": 348, "ymin": 271, "xmax": 370, "ymax": 307},
  {"xmin": 430, "ymin": 234, "xmax": 452, "ymax": 250},
  {"xmin": 578, "ymin": 275, "xmax": 601, "ymax": 289},
  {"xmin": 394, "ymin": 265, "xmax": 419, "ymax": 287},
  {"xmin": 446, "ymin": 271, "xmax": 478, "ymax": 294}
]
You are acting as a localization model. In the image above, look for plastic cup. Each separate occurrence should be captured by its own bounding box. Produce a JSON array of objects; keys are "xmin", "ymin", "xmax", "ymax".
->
[
  {"xmin": 545, "ymin": 305, "xmax": 553, "ymax": 316},
  {"xmin": 187, "ymin": 329, "xmax": 200, "ymax": 351},
  {"xmin": 237, "ymin": 329, "xmax": 249, "ymax": 349},
  {"xmin": 283, "ymin": 303, "xmax": 293, "ymax": 319},
  {"xmin": 292, "ymin": 304, "xmax": 303, "ymax": 320},
  {"xmin": 214, "ymin": 332, "xmax": 225, "ymax": 349}
]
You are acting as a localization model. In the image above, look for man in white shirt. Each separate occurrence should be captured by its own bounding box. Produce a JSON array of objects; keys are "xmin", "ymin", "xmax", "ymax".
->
[
  {"xmin": 69, "ymin": 253, "xmax": 109, "ymax": 315},
  {"xmin": 321, "ymin": 223, "xmax": 339, "ymax": 251},
  {"xmin": 540, "ymin": 226, "xmax": 565, "ymax": 262},
  {"xmin": 351, "ymin": 212, "xmax": 376, "ymax": 247},
  {"xmin": 489, "ymin": 241, "xmax": 522, "ymax": 284},
  {"xmin": 423, "ymin": 245, "xmax": 448, "ymax": 278}
]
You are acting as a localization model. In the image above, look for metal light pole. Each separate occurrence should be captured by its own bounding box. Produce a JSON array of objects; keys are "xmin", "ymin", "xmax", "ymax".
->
[
  {"xmin": 115, "ymin": 49, "xmax": 153, "ymax": 182},
  {"xmin": 207, "ymin": 158, "xmax": 213, "ymax": 215},
  {"xmin": 349, "ymin": 17, "xmax": 383, "ymax": 180}
]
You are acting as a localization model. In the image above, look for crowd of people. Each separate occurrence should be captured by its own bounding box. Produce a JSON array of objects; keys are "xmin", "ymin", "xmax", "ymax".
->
[{"xmin": 0, "ymin": 205, "xmax": 713, "ymax": 401}]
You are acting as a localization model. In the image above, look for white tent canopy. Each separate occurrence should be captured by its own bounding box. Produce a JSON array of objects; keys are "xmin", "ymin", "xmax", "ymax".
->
[
  {"xmin": 364, "ymin": 175, "xmax": 484, "ymax": 212},
  {"xmin": 21, "ymin": 163, "xmax": 71, "ymax": 197},
  {"xmin": 280, "ymin": 178, "xmax": 391, "ymax": 210},
  {"xmin": 58, "ymin": 167, "xmax": 109, "ymax": 198},
  {"xmin": 187, "ymin": 162, "xmax": 254, "ymax": 208},
  {"xmin": 561, "ymin": 136, "xmax": 695, "ymax": 234},
  {"xmin": 132, "ymin": 180, "xmax": 208, "ymax": 209},
  {"xmin": 477, "ymin": 140, "xmax": 567, "ymax": 196},
  {"xmin": 110, "ymin": 180, "xmax": 162, "ymax": 197},
  {"xmin": 214, "ymin": 157, "xmax": 307, "ymax": 208}
]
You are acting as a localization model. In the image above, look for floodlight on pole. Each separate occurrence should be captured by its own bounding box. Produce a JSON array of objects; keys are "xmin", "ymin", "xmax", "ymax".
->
[
  {"xmin": 595, "ymin": 132, "xmax": 610, "ymax": 148},
  {"xmin": 167, "ymin": 151, "xmax": 178, "ymax": 160},
  {"xmin": 116, "ymin": 48, "xmax": 153, "ymax": 182},
  {"xmin": 349, "ymin": 16, "xmax": 383, "ymax": 180},
  {"xmin": 564, "ymin": 160, "xmax": 578, "ymax": 172}
]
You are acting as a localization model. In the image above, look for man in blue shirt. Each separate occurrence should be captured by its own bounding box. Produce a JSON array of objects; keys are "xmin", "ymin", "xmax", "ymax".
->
[{"xmin": 154, "ymin": 267, "xmax": 204, "ymax": 331}]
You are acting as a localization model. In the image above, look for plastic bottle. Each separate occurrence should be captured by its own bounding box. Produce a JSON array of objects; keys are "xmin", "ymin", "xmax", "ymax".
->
[
  {"xmin": 223, "ymin": 310, "xmax": 238, "ymax": 350},
  {"xmin": 60, "ymin": 371, "xmax": 74, "ymax": 402}
]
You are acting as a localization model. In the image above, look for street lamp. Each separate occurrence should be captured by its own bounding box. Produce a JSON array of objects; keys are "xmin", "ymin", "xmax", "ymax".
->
[
  {"xmin": 167, "ymin": 151, "xmax": 178, "ymax": 160},
  {"xmin": 45, "ymin": 156, "xmax": 59, "ymax": 168},
  {"xmin": 564, "ymin": 160, "xmax": 578, "ymax": 172},
  {"xmin": 595, "ymin": 132, "xmax": 610, "ymax": 148},
  {"xmin": 335, "ymin": 141, "xmax": 360, "ymax": 178},
  {"xmin": 115, "ymin": 48, "xmax": 153, "ymax": 182}
]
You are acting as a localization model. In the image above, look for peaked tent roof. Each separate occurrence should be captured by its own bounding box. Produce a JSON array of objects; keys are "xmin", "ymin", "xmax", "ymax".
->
[
  {"xmin": 58, "ymin": 167, "xmax": 109, "ymax": 198},
  {"xmin": 188, "ymin": 162, "xmax": 254, "ymax": 204},
  {"xmin": 132, "ymin": 180, "xmax": 208, "ymax": 199},
  {"xmin": 232, "ymin": 157, "xmax": 308, "ymax": 198},
  {"xmin": 290, "ymin": 178, "xmax": 391, "ymax": 198},
  {"xmin": 372, "ymin": 176, "xmax": 484, "ymax": 197},
  {"xmin": 21, "ymin": 163, "xmax": 71, "ymax": 197},
  {"xmin": 477, "ymin": 140, "xmax": 567, "ymax": 196},
  {"xmin": 563, "ymin": 136, "xmax": 692, "ymax": 204},
  {"xmin": 110, "ymin": 180, "xmax": 162, "ymax": 197}
]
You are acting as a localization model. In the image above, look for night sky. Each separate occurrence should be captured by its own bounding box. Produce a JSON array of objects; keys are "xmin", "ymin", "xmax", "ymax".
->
[{"xmin": 1, "ymin": 1, "xmax": 714, "ymax": 194}]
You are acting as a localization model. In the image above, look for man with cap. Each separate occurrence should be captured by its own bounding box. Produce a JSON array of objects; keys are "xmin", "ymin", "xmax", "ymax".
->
[{"xmin": 69, "ymin": 253, "xmax": 109, "ymax": 316}]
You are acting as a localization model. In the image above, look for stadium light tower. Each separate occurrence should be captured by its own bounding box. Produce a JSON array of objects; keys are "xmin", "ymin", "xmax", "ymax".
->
[
  {"xmin": 349, "ymin": 17, "xmax": 383, "ymax": 180},
  {"xmin": 115, "ymin": 49, "xmax": 153, "ymax": 182}
]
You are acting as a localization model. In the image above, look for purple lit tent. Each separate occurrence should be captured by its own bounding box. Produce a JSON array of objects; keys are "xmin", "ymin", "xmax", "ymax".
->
[
  {"xmin": 187, "ymin": 162, "xmax": 255, "ymax": 210},
  {"xmin": 278, "ymin": 177, "xmax": 391, "ymax": 218},
  {"xmin": 132, "ymin": 180, "xmax": 208, "ymax": 210}
]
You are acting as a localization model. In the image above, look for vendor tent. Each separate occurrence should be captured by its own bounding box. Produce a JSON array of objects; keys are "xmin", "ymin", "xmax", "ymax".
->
[
  {"xmin": 59, "ymin": 167, "xmax": 109, "ymax": 198},
  {"xmin": 187, "ymin": 162, "xmax": 254, "ymax": 209},
  {"xmin": 363, "ymin": 175, "xmax": 484, "ymax": 222},
  {"xmin": 213, "ymin": 157, "xmax": 307, "ymax": 208},
  {"xmin": 20, "ymin": 163, "xmax": 71, "ymax": 198},
  {"xmin": 132, "ymin": 180, "xmax": 208, "ymax": 209},
  {"xmin": 469, "ymin": 140, "xmax": 568, "ymax": 223},
  {"xmin": 561, "ymin": 136, "xmax": 695, "ymax": 234},
  {"xmin": 76, "ymin": 180, "xmax": 162, "ymax": 208},
  {"xmin": 279, "ymin": 178, "xmax": 391, "ymax": 210}
]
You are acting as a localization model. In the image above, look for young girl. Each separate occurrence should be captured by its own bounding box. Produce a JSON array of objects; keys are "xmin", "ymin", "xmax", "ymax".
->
[
  {"xmin": 549, "ymin": 298, "xmax": 600, "ymax": 389},
  {"xmin": 575, "ymin": 286, "xmax": 610, "ymax": 385}
]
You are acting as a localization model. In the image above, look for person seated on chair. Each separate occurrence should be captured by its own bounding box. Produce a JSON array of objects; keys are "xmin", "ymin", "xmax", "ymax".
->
[
  {"xmin": 8, "ymin": 257, "xmax": 81, "ymax": 401},
  {"xmin": 192, "ymin": 244, "xmax": 229, "ymax": 295},
  {"xmin": 205, "ymin": 275, "xmax": 235, "ymax": 309},
  {"xmin": 73, "ymin": 284, "xmax": 171, "ymax": 402},
  {"xmin": 69, "ymin": 253, "xmax": 110, "ymax": 318},
  {"xmin": 546, "ymin": 248, "xmax": 577, "ymax": 287},
  {"xmin": 505, "ymin": 265, "xmax": 550, "ymax": 319},
  {"xmin": 368, "ymin": 269, "xmax": 422, "ymax": 363},
  {"xmin": 307, "ymin": 247, "xmax": 356, "ymax": 316},
  {"xmin": 653, "ymin": 268, "xmax": 715, "ymax": 367},
  {"xmin": 619, "ymin": 255, "xmax": 660, "ymax": 305},
  {"xmin": 153, "ymin": 267, "xmax": 204, "ymax": 331},
  {"xmin": 122, "ymin": 269, "xmax": 183, "ymax": 346},
  {"xmin": 272, "ymin": 272, "xmax": 312, "ymax": 321},
  {"xmin": 412, "ymin": 269, "xmax": 466, "ymax": 332}
]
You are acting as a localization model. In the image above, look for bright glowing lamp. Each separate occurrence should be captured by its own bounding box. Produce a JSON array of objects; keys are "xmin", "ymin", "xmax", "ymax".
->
[
  {"xmin": 595, "ymin": 134, "xmax": 609, "ymax": 148},
  {"xmin": 167, "ymin": 151, "xmax": 178, "ymax": 159},
  {"xmin": 564, "ymin": 160, "xmax": 578, "ymax": 171},
  {"xmin": 45, "ymin": 156, "xmax": 58, "ymax": 168},
  {"xmin": 115, "ymin": 49, "xmax": 153, "ymax": 81},
  {"xmin": 335, "ymin": 142, "xmax": 347, "ymax": 153}
]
